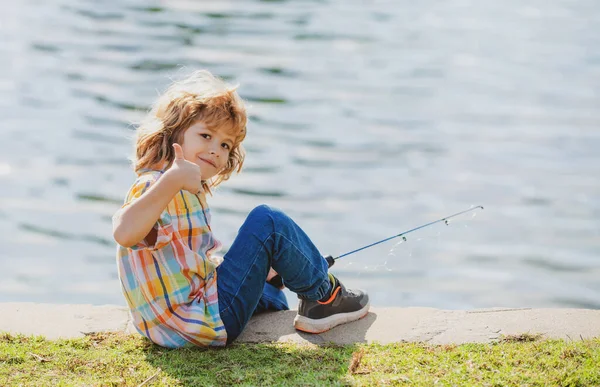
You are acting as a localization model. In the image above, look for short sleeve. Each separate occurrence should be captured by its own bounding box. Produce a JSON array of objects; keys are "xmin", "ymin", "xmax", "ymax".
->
[{"xmin": 121, "ymin": 171, "xmax": 174, "ymax": 251}]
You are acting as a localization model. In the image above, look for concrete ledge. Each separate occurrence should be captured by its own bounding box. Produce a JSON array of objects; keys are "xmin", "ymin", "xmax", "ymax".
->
[
  {"xmin": 0, "ymin": 303, "xmax": 135, "ymax": 340},
  {"xmin": 1, "ymin": 303, "xmax": 599, "ymax": 345}
]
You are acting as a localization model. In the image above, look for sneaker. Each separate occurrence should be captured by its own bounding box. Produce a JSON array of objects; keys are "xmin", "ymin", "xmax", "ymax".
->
[{"xmin": 294, "ymin": 276, "xmax": 370, "ymax": 334}]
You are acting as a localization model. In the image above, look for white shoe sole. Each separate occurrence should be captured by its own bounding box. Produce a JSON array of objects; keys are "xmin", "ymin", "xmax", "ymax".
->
[{"xmin": 293, "ymin": 301, "xmax": 371, "ymax": 334}]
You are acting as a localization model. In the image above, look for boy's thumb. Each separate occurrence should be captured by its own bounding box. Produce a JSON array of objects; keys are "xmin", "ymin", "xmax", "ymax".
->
[{"xmin": 172, "ymin": 143, "xmax": 184, "ymax": 160}]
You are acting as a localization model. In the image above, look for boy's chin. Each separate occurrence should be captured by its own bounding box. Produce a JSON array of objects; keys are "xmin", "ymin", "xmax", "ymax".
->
[{"xmin": 201, "ymin": 171, "xmax": 218, "ymax": 181}]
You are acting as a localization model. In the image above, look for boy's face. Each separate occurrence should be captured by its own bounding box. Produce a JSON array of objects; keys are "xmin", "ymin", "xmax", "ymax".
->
[{"xmin": 181, "ymin": 121, "xmax": 236, "ymax": 180}]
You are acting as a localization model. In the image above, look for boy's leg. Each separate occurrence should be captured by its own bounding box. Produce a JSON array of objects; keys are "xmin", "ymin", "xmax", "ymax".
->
[
  {"xmin": 217, "ymin": 204, "xmax": 369, "ymax": 343},
  {"xmin": 216, "ymin": 205, "xmax": 332, "ymax": 343},
  {"xmin": 253, "ymin": 282, "xmax": 289, "ymax": 315}
]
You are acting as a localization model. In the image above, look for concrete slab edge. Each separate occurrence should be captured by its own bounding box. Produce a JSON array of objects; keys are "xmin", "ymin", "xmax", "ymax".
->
[{"xmin": 1, "ymin": 303, "xmax": 599, "ymax": 345}]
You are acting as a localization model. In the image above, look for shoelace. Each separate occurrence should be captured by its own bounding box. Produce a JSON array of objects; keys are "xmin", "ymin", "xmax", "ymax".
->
[{"xmin": 343, "ymin": 287, "xmax": 360, "ymax": 297}]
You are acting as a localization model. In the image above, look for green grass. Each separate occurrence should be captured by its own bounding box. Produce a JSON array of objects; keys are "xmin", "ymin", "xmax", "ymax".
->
[{"xmin": 1, "ymin": 332, "xmax": 599, "ymax": 386}]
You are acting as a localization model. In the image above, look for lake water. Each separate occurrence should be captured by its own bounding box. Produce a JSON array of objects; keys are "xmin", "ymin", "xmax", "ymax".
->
[{"xmin": 1, "ymin": 0, "xmax": 599, "ymax": 310}]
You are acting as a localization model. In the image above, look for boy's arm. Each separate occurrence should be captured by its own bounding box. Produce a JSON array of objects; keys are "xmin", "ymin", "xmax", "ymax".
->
[
  {"xmin": 114, "ymin": 143, "xmax": 203, "ymax": 248},
  {"xmin": 113, "ymin": 170, "xmax": 181, "ymax": 248}
]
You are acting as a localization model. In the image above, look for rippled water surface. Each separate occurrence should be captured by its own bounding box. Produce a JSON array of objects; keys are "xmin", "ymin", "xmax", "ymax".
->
[{"xmin": 1, "ymin": 0, "xmax": 599, "ymax": 309}]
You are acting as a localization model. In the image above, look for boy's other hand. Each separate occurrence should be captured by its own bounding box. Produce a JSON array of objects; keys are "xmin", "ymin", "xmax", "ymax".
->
[
  {"xmin": 170, "ymin": 143, "xmax": 203, "ymax": 194},
  {"xmin": 267, "ymin": 268, "xmax": 285, "ymax": 289}
]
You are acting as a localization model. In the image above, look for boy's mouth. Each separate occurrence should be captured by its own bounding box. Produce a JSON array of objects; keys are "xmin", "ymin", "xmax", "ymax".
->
[{"xmin": 198, "ymin": 157, "xmax": 217, "ymax": 168}]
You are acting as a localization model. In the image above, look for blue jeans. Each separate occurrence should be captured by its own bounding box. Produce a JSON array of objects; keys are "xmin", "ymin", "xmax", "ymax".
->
[{"xmin": 216, "ymin": 205, "xmax": 331, "ymax": 344}]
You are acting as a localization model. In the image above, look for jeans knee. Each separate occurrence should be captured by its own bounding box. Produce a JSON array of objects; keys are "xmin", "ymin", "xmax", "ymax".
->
[
  {"xmin": 247, "ymin": 204, "xmax": 273, "ymax": 222},
  {"xmin": 244, "ymin": 204, "xmax": 292, "ymax": 236},
  {"xmin": 243, "ymin": 205, "xmax": 275, "ymax": 231}
]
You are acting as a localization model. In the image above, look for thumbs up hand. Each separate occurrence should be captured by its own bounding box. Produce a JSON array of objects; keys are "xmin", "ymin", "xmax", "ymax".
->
[{"xmin": 169, "ymin": 143, "xmax": 203, "ymax": 194}]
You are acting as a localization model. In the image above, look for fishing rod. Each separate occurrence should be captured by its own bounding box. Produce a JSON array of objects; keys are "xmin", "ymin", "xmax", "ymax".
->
[
  {"xmin": 324, "ymin": 205, "xmax": 484, "ymax": 267},
  {"xmin": 268, "ymin": 206, "xmax": 483, "ymax": 288}
]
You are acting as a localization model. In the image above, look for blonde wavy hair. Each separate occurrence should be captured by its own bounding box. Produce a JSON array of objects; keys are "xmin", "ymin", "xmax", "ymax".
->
[{"xmin": 134, "ymin": 70, "xmax": 247, "ymax": 193}]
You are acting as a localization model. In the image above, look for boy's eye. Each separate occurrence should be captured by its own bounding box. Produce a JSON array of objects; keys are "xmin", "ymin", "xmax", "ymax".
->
[
  {"xmin": 221, "ymin": 143, "xmax": 230, "ymax": 150},
  {"xmin": 200, "ymin": 133, "xmax": 211, "ymax": 139}
]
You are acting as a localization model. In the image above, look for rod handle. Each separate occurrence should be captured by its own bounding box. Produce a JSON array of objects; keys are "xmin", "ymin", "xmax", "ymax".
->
[{"xmin": 325, "ymin": 255, "xmax": 335, "ymax": 268}]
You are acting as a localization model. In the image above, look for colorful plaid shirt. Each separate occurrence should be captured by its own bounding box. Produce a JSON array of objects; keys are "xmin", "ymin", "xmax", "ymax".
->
[{"xmin": 116, "ymin": 170, "xmax": 227, "ymax": 348}]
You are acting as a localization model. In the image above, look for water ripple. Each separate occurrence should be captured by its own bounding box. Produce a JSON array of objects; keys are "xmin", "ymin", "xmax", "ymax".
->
[{"xmin": 1, "ymin": 0, "xmax": 599, "ymax": 309}]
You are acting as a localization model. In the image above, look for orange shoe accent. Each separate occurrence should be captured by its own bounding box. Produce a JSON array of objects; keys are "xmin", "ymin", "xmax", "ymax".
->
[
  {"xmin": 305, "ymin": 327, "xmax": 329, "ymax": 334},
  {"xmin": 317, "ymin": 285, "xmax": 341, "ymax": 305}
]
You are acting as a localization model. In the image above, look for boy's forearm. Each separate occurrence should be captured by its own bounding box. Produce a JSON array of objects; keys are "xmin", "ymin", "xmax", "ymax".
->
[{"xmin": 113, "ymin": 171, "xmax": 181, "ymax": 247}]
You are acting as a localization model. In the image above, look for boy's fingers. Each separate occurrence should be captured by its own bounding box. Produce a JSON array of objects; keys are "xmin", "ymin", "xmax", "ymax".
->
[
  {"xmin": 172, "ymin": 143, "xmax": 184, "ymax": 160},
  {"xmin": 266, "ymin": 268, "xmax": 278, "ymax": 281}
]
